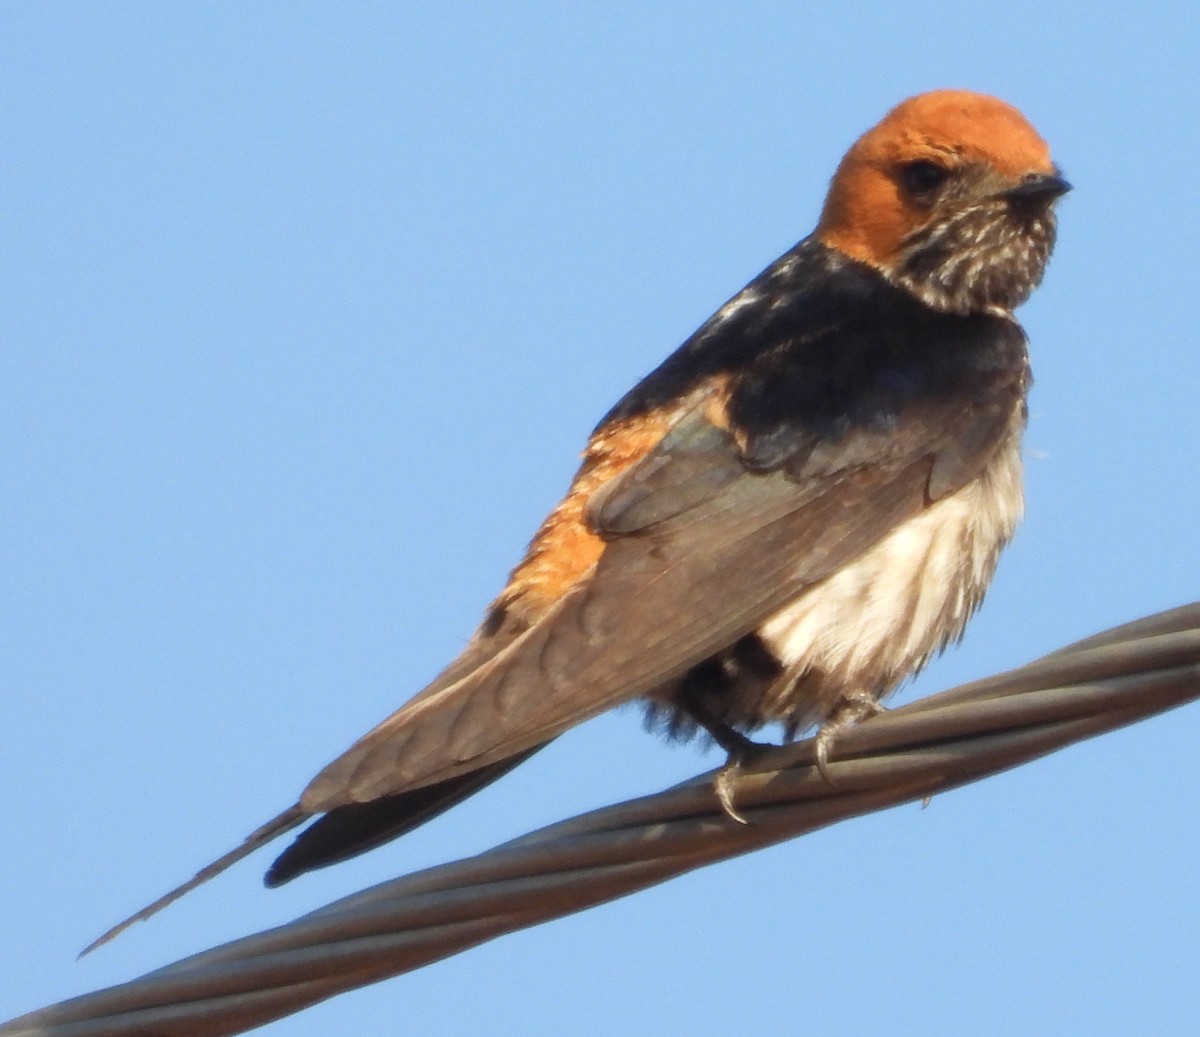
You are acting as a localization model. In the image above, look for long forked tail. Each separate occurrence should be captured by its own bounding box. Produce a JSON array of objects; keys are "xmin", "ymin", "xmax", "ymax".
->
[
  {"xmin": 81, "ymin": 806, "xmax": 308, "ymax": 957},
  {"xmin": 82, "ymin": 743, "xmax": 550, "ymax": 955}
]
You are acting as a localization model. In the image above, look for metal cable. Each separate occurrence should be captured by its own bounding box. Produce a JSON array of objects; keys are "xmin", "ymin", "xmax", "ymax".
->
[{"xmin": 4, "ymin": 602, "xmax": 1199, "ymax": 1037}]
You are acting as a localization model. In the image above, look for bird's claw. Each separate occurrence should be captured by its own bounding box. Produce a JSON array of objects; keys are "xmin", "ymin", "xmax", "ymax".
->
[
  {"xmin": 714, "ymin": 763, "xmax": 752, "ymax": 825},
  {"xmin": 710, "ymin": 738, "xmax": 772, "ymax": 826},
  {"xmin": 814, "ymin": 692, "xmax": 885, "ymax": 786}
]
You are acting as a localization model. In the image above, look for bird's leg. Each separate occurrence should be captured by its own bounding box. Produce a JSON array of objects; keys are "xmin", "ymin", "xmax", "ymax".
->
[
  {"xmin": 814, "ymin": 690, "xmax": 885, "ymax": 785},
  {"xmin": 681, "ymin": 697, "xmax": 772, "ymax": 826}
]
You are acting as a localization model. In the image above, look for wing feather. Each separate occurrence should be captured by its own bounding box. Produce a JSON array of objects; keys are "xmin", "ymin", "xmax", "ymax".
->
[{"xmin": 300, "ymin": 376, "xmax": 1018, "ymax": 812}]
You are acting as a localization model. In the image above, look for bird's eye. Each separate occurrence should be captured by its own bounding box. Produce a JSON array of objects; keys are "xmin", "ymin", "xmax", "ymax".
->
[{"xmin": 901, "ymin": 160, "xmax": 950, "ymax": 196}]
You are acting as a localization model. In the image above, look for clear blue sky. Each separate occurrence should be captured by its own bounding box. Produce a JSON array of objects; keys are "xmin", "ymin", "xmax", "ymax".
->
[{"xmin": 3, "ymin": 4, "xmax": 1198, "ymax": 1035}]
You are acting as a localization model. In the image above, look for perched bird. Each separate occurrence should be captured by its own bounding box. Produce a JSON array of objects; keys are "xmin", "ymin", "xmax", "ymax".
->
[{"xmin": 89, "ymin": 89, "xmax": 1068, "ymax": 951}]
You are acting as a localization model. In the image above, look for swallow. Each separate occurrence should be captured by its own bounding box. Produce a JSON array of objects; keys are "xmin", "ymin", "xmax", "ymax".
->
[{"xmin": 88, "ymin": 89, "xmax": 1068, "ymax": 952}]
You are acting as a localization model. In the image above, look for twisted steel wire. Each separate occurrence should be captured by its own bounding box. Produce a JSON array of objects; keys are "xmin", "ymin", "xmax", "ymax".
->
[{"xmin": 4, "ymin": 602, "xmax": 1199, "ymax": 1037}]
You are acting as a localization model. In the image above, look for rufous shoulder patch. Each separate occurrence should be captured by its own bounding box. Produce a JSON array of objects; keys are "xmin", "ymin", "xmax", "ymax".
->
[{"xmin": 495, "ymin": 407, "xmax": 679, "ymax": 621}]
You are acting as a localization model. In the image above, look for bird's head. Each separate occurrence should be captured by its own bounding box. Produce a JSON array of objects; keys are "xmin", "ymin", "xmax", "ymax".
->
[{"xmin": 817, "ymin": 90, "xmax": 1069, "ymax": 316}]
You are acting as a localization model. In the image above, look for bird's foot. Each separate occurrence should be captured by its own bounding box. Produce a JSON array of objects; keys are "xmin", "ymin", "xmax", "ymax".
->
[
  {"xmin": 678, "ymin": 697, "xmax": 774, "ymax": 826},
  {"xmin": 712, "ymin": 736, "xmax": 773, "ymax": 826},
  {"xmin": 814, "ymin": 691, "xmax": 885, "ymax": 786}
]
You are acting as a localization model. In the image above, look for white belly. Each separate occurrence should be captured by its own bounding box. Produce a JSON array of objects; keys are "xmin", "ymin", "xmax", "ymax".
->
[{"xmin": 756, "ymin": 437, "xmax": 1024, "ymax": 726}]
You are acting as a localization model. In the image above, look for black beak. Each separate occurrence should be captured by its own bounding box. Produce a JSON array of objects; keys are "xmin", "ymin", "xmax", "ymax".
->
[{"xmin": 1003, "ymin": 171, "xmax": 1072, "ymax": 203}]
